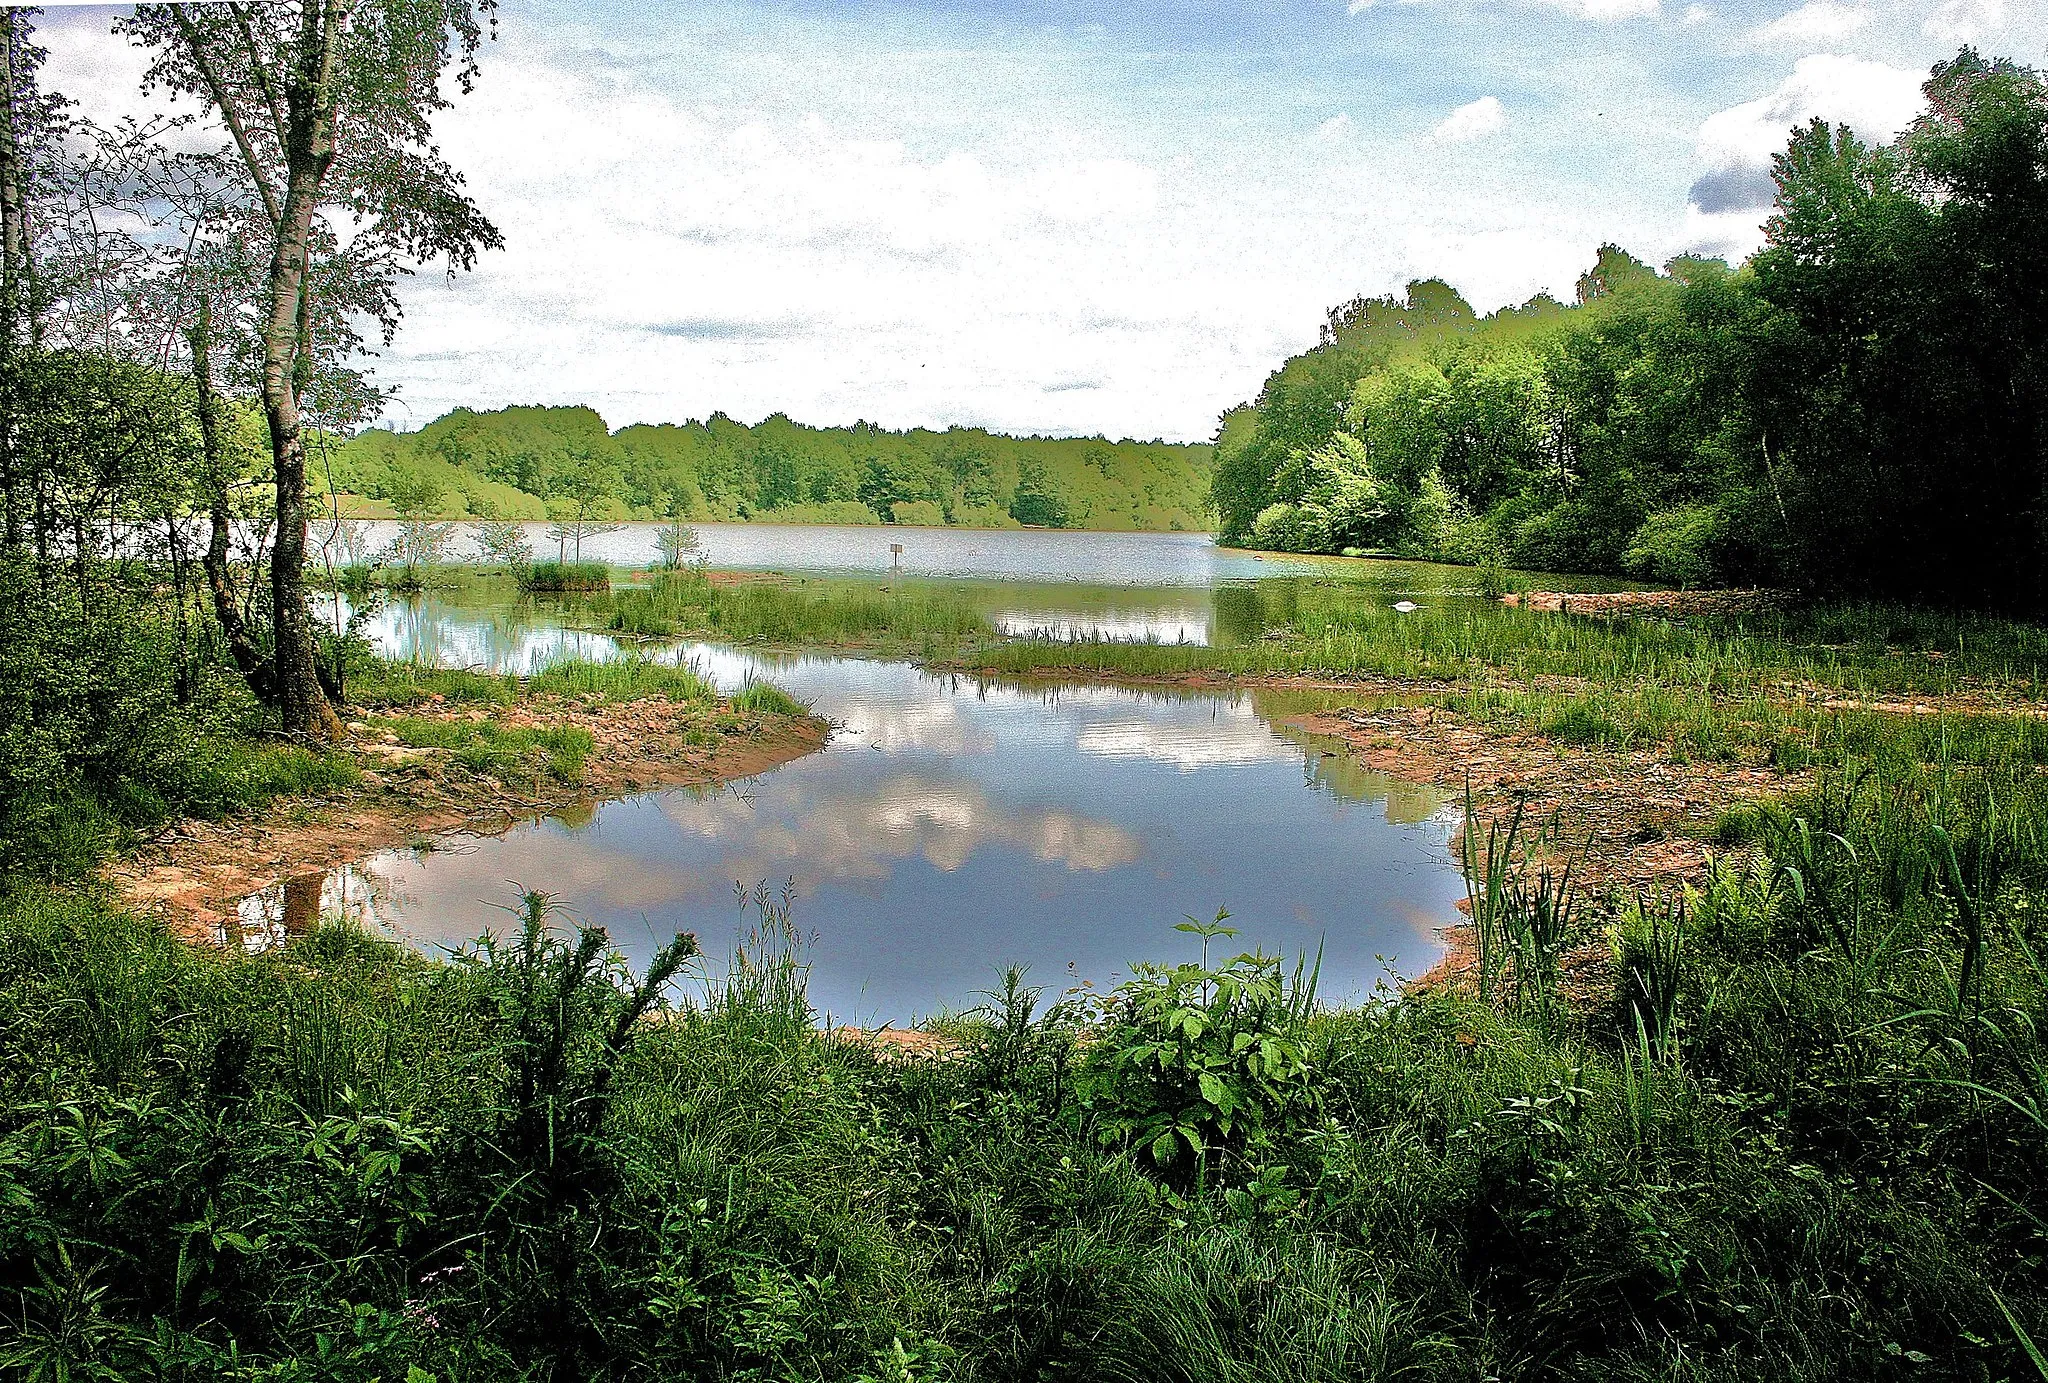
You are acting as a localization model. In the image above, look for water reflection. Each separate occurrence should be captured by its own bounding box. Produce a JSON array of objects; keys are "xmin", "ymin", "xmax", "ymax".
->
[
  {"xmin": 246, "ymin": 635, "xmax": 1466, "ymax": 1021},
  {"xmin": 262, "ymin": 549, "xmax": 1522, "ymax": 1019}
]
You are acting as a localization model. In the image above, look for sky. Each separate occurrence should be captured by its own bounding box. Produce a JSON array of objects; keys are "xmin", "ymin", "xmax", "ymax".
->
[{"xmin": 37, "ymin": 0, "xmax": 2048, "ymax": 442}]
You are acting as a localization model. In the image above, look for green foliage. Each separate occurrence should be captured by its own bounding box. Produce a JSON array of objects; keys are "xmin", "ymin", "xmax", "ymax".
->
[
  {"xmin": 1622, "ymin": 503, "xmax": 1722, "ymax": 587},
  {"xmin": 517, "ymin": 560, "xmax": 610, "ymax": 593},
  {"xmin": 1079, "ymin": 912, "xmax": 1322, "ymax": 1178},
  {"xmin": 332, "ymin": 408, "xmax": 1214, "ymax": 532},
  {"xmin": 1215, "ymin": 51, "xmax": 2048, "ymax": 611}
]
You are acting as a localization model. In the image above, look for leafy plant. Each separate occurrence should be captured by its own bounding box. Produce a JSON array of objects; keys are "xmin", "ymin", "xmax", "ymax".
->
[{"xmin": 1079, "ymin": 912, "xmax": 1322, "ymax": 1178}]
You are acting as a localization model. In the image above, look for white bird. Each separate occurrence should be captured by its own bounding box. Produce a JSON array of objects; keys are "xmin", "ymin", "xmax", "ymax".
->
[{"xmin": 1392, "ymin": 600, "xmax": 1422, "ymax": 613}]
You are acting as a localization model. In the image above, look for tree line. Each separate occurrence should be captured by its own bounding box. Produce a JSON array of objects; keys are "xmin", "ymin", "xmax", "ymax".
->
[
  {"xmin": 330, "ymin": 404, "xmax": 1214, "ymax": 533},
  {"xmin": 1211, "ymin": 49, "xmax": 2048, "ymax": 612}
]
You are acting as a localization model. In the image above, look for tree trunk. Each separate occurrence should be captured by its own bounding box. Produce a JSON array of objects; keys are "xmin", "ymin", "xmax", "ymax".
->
[
  {"xmin": 190, "ymin": 300, "xmax": 276, "ymax": 700},
  {"xmin": 259, "ymin": 15, "xmax": 343, "ymax": 741},
  {"xmin": 0, "ymin": 10, "xmax": 26, "ymax": 553}
]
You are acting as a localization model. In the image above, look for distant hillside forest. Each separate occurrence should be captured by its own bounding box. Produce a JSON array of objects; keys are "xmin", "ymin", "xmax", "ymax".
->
[
  {"xmin": 326, "ymin": 408, "xmax": 1214, "ymax": 532},
  {"xmin": 1213, "ymin": 50, "xmax": 2048, "ymax": 611}
]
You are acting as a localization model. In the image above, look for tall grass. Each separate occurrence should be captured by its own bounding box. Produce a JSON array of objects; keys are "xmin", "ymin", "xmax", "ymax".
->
[
  {"xmin": 6, "ymin": 748, "xmax": 2048, "ymax": 1378},
  {"xmin": 518, "ymin": 560, "xmax": 611, "ymax": 593},
  {"xmin": 596, "ymin": 569, "xmax": 990, "ymax": 646},
  {"xmin": 348, "ymin": 655, "xmax": 751, "ymax": 708},
  {"xmin": 524, "ymin": 655, "xmax": 719, "ymax": 703}
]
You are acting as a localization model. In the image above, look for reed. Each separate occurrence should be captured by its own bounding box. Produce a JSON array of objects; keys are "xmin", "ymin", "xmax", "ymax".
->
[{"xmin": 518, "ymin": 559, "xmax": 612, "ymax": 593}]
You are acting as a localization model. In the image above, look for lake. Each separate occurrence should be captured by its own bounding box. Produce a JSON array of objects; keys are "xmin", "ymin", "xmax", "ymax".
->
[
  {"xmin": 258, "ymin": 530, "xmax": 1571, "ymax": 1022},
  {"xmin": 320, "ymin": 518, "xmax": 1640, "ymax": 590}
]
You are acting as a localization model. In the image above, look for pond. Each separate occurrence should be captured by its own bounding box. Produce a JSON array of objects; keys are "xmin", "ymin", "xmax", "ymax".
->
[{"xmin": 264, "ymin": 536, "xmax": 1562, "ymax": 1022}]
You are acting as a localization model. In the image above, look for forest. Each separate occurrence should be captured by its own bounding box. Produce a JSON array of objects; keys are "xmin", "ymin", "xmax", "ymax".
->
[
  {"xmin": 1211, "ymin": 49, "xmax": 2048, "ymax": 612},
  {"xmin": 327, "ymin": 407, "xmax": 1214, "ymax": 532}
]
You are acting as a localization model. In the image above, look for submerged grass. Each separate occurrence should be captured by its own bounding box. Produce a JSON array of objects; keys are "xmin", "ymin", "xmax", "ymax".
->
[
  {"xmin": 594, "ymin": 569, "xmax": 991, "ymax": 647},
  {"xmin": 6, "ymin": 746, "xmax": 2048, "ymax": 1378},
  {"xmin": 972, "ymin": 587, "xmax": 2048, "ymax": 699},
  {"xmin": 963, "ymin": 588, "xmax": 2048, "ymax": 768}
]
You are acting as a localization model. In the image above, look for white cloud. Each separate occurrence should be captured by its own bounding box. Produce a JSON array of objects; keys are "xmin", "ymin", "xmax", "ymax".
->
[
  {"xmin": 1682, "ymin": 4, "xmax": 1715, "ymax": 21},
  {"xmin": 658, "ymin": 774, "xmax": 1142, "ymax": 877},
  {"xmin": 1745, "ymin": 0, "xmax": 1871, "ymax": 44},
  {"xmin": 1924, "ymin": 0, "xmax": 2007, "ymax": 39},
  {"xmin": 1075, "ymin": 718, "xmax": 1295, "ymax": 771},
  {"xmin": 1433, "ymin": 95, "xmax": 1507, "ymax": 143},
  {"xmin": 1687, "ymin": 54, "xmax": 1924, "ymax": 255},
  {"xmin": 33, "ymin": 5, "xmax": 1832, "ymax": 440},
  {"xmin": 1696, "ymin": 55, "xmax": 1923, "ymax": 172},
  {"xmin": 1347, "ymin": 0, "xmax": 1376, "ymax": 12}
]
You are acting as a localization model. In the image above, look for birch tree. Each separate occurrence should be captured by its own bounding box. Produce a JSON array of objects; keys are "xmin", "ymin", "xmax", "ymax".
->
[{"xmin": 119, "ymin": 0, "xmax": 502, "ymax": 737}]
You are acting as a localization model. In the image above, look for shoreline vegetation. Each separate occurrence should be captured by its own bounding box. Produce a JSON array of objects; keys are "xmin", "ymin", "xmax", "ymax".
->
[
  {"xmin": 106, "ymin": 656, "xmax": 826, "ymax": 936},
  {"xmin": 13, "ymin": 603, "xmax": 2048, "ymax": 1375},
  {"xmin": 19, "ymin": 569, "xmax": 2048, "ymax": 1379}
]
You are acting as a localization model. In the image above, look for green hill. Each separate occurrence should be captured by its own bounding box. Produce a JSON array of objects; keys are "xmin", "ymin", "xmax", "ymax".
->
[{"xmin": 322, "ymin": 406, "xmax": 1214, "ymax": 532}]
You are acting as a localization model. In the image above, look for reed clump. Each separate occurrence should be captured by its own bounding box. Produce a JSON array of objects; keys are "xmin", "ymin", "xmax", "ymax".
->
[
  {"xmin": 594, "ymin": 569, "xmax": 990, "ymax": 646},
  {"xmin": 518, "ymin": 560, "xmax": 612, "ymax": 594}
]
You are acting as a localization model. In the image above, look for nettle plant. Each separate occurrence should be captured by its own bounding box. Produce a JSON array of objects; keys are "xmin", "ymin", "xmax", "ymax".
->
[{"xmin": 1078, "ymin": 911, "xmax": 1322, "ymax": 1183}]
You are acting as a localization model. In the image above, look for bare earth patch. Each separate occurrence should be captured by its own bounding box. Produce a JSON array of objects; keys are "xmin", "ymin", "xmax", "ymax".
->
[
  {"xmin": 1500, "ymin": 588, "xmax": 1788, "ymax": 618},
  {"xmin": 1282, "ymin": 704, "xmax": 1801, "ymax": 997},
  {"xmin": 107, "ymin": 696, "xmax": 827, "ymax": 940}
]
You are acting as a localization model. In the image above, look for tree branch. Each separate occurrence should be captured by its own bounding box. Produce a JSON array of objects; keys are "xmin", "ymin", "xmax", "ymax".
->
[
  {"xmin": 227, "ymin": 2, "xmax": 290, "ymax": 155},
  {"xmin": 170, "ymin": 5, "xmax": 280, "ymax": 231}
]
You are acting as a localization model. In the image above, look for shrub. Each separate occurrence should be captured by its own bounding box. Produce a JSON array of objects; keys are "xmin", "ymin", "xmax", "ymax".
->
[
  {"xmin": 1623, "ymin": 504, "xmax": 1723, "ymax": 588},
  {"xmin": 1077, "ymin": 913, "xmax": 1322, "ymax": 1178}
]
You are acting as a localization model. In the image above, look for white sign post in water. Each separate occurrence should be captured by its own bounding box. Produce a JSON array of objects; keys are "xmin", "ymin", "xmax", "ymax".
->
[{"xmin": 890, "ymin": 542, "xmax": 903, "ymax": 570}]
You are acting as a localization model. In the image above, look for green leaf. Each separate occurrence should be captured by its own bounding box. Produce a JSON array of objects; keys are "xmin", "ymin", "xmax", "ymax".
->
[{"xmin": 1994, "ymin": 1288, "xmax": 2048, "ymax": 1381}]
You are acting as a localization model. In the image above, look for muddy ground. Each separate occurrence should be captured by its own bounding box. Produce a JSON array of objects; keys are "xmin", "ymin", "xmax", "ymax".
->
[{"xmin": 108, "ymin": 696, "xmax": 827, "ymax": 942}]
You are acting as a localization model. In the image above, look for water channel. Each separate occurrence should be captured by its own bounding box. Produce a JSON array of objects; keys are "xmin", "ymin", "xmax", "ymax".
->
[{"xmin": 260, "ymin": 525, "xmax": 1623, "ymax": 1022}]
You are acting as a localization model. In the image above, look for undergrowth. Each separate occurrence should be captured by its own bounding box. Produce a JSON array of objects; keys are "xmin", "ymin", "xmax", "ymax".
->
[{"xmin": 5, "ymin": 744, "xmax": 2048, "ymax": 1379}]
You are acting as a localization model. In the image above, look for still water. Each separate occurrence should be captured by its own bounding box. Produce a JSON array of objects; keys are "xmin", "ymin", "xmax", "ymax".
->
[
  {"xmin": 321, "ymin": 518, "xmax": 1641, "ymax": 591},
  {"xmin": 265, "ymin": 539, "xmax": 1533, "ymax": 1021}
]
